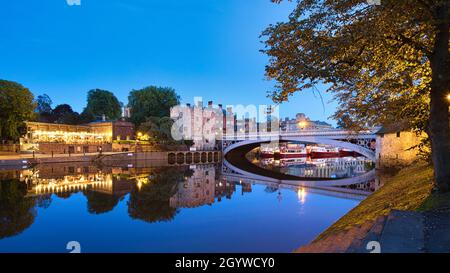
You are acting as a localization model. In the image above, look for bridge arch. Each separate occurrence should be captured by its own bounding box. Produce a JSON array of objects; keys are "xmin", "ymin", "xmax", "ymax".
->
[{"xmin": 223, "ymin": 136, "xmax": 375, "ymax": 161}]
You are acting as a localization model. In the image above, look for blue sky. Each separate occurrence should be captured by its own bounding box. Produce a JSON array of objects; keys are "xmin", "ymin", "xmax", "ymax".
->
[{"xmin": 0, "ymin": 0, "xmax": 338, "ymax": 124}]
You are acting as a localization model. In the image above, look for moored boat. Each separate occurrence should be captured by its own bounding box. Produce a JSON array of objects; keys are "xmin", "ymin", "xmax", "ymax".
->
[
  {"xmin": 278, "ymin": 143, "xmax": 308, "ymax": 158},
  {"xmin": 310, "ymin": 146, "xmax": 340, "ymax": 158}
]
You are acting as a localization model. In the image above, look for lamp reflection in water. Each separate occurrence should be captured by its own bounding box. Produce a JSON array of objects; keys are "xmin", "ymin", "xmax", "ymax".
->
[{"xmin": 297, "ymin": 187, "xmax": 307, "ymax": 205}]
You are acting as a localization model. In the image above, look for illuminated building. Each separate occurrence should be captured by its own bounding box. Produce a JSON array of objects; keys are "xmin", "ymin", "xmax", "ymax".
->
[
  {"xmin": 280, "ymin": 113, "xmax": 333, "ymax": 132},
  {"xmin": 21, "ymin": 121, "xmax": 134, "ymax": 154}
]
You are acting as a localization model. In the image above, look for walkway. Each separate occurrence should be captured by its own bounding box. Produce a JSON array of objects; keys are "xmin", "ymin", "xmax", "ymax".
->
[{"xmin": 297, "ymin": 208, "xmax": 450, "ymax": 253}]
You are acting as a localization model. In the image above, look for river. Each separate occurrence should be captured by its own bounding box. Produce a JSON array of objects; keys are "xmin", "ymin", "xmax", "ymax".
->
[{"xmin": 0, "ymin": 154, "xmax": 381, "ymax": 252}]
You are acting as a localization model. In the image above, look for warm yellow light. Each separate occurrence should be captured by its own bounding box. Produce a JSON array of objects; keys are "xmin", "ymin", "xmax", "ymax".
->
[
  {"xmin": 447, "ymin": 94, "xmax": 450, "ymax": 101},
  {"xmin": 298, "ymin": 121, "xmax": 308, "ymax": 129},
  {"xmin": 297, "ymin": 187, "xmax": 307, "ymax": 204},
  {"xmin": 137, "ymin": 132, "xmax": 143, "ymax": 137}
]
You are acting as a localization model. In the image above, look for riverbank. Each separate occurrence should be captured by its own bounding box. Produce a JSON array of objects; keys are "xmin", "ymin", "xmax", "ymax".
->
[
  {"xmin": 296, "ymin": 162, "xmax": 447, "ymax": 253},
  {"xmin": 0, "ymin": 150, "xmax": 222, "ymax": 168}
]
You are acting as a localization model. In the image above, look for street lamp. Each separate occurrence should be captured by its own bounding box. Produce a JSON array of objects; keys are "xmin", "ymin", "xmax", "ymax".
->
[
  {"xmin": 298, "ymin": 121, "xmax": 307, "ymax": 130},
  {"xmin": 447, "ymin": 93, "xmax": 450, "ymax": 101}
]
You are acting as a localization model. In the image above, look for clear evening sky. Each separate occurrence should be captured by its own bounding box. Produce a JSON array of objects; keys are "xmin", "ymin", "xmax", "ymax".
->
[{"xmin": 0, "ymin": 0, "xmax": 338, "ymax": 125}]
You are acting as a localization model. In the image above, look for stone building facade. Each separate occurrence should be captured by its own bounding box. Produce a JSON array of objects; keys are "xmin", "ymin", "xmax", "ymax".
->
[
  {"xmin": 170, "ymin": 100, "xmax": 222, "ymax": 150},
  {"xmin": 375, "ymin": 128, "xmax": 425, "ymax": 167},
  {"xmin": 169, "ymin": 165, "xmax": 216, "ymax": 208}
]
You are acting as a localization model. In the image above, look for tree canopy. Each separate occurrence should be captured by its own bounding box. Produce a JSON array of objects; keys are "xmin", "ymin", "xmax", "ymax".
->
[
  {"xmin": 35, "ymin": 94, "xmax": 52, "ymax": 115},
  {"xmin": 82, "ymin": 89, "xmax": 122, "ymax": 122},
  {"xmin": 0, "ymin": 179, "xmax": 36, "ymax": 239},
  {"xmin": 127, "ymin": 168, "xmax": 183, "ymax": 223},
  {"xmin": 51, "ymin": 104, "xmax": 81, "ymax": 125},
  {"xmin": 128, "ymin": 86, "xmax": 180, "ymax": 125},
  {"xmin": 0, "ymin": 80, "xmax": 36, "ymax": 141},
  {"xmin": 262, "ymin": 0, "xmax": 450, "ymax": 191}
]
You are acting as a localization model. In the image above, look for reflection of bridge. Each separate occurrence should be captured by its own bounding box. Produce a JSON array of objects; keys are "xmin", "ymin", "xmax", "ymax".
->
[
  {"xmin": 221, "ymin": 172, "xmax": 372, "ymax": 201},
  {"xmin": 221, "ymin": 129, "xmax": 379, "ymax": 200},
  {"xmin": 222, "ymin": 160, "xmax": 376, "ymax": 201},
  {"xmin": 222, "ymin": 129, "xmax": 378, "ymax": 161}
]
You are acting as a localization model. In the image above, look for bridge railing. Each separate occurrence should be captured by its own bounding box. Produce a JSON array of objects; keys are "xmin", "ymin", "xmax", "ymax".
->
[{"xmin": 222, "ymin": 128, "xmax": 378, "ymax": 140}]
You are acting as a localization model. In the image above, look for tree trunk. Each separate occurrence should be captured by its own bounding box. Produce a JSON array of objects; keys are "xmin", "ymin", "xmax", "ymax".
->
[{"xmin": 429, "ymin": 3, "xmax": 450, "ymax": 192}]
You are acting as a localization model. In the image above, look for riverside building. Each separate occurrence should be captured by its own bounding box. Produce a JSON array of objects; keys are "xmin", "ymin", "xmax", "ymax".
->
[{"xmin": 20, "ymin": 120, "xmax": 135, "ymax": 154}]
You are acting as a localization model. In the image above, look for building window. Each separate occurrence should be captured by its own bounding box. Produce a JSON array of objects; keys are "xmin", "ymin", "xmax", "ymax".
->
[{"xmin": 396, "ymin": 132, "xmax": 401, "ymax": 138}]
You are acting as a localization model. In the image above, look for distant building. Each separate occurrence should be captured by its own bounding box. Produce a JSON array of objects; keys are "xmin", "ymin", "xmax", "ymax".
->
[
  {"xmin": 170, "ymin": 100, "xmax": 222, "ymax": 150},
  {"xmin": 20, "ymin": 120, "xmax": 135, "ymax": 154},
  {"xmin": 280, "ymin": 113, "xmax": 333, "ymax": 132},
  {"xmin": 169, "ymin": 165, "xmax": 215, "ymax": 208},
  {"xmin": 122, "ymin": 107, "xmax": 131, "ymax": 118}
]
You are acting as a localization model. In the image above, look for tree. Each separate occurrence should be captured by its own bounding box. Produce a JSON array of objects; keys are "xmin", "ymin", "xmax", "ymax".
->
[
  {"xmin": 128, "ymin": 86, "xmax": 180, "ymax": 126},
  {"xmin": 35, "ymin": 94, "xmax": 52, "ymax": 114},
  {"xmin": 82, "ymin": 89, "xmax": 122, "ymax": 122},
  {"xmin": 51, "ymin": 104, "xmax": 81, "ymax": 125},
  {"xmin": 0, "ymin": 179, "xmax": 36, "ymax": 239},
  {"xmin": 83, "ymin": 190, "xmax": 120, "ymax": 215},
  {"xmin": 0, "ymin": 80, "xmax": 36, "ymax": 141},
  {"xmin": 262, "ymin": 0, "xmax": 450, "ymax": 192},
  {"xmin": 138, "ymin": 116, "xmax": 175, "ymax": 143},
  {"xmin": 35, "ymin": 94, "xmax": 53, "ymax": 123},
  {"xmin": 127, "ymin": 168, "xmax": 183, "ymax": 223}
]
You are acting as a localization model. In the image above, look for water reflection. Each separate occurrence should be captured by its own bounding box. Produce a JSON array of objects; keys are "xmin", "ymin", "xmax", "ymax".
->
[
  {"xmin": 0, "ymin": 160, "xmax": 384, "ymax": 252},
  {"xmin": 0, "ymin": 179, "xmax": 36, "ymax": 240},
  {"xmin": 1, "ymin": 164, "xmax": 247, "ymax": 240},
  {"xmin": 256, "ymin": 157, "xmax": 374, "ymax": 179}
]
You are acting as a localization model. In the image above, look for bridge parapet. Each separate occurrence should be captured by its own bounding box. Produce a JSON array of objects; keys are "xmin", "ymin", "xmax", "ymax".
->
[{"xmin": 222, "ymin": 128, "xmax": 379, "ymax": 141}]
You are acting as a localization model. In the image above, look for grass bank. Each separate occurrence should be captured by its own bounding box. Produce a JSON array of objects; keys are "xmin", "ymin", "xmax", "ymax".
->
[{"xmin": 314, "ymin": 162, "xmax": 435, "ymax": 242}]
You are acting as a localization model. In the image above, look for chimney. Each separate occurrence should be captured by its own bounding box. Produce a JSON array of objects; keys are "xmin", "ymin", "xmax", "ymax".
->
[{"xmin": 208, "ymin": 101, "xmax": 213, "ymax": 108}]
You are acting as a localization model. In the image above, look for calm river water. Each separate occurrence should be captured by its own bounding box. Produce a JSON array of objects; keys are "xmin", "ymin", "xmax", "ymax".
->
[{"xmin": 0, "ymin": 157, "xmax": 380, "ymax": 253}]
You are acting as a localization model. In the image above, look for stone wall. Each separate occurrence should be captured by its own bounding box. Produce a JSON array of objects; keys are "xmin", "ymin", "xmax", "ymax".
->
[
  {"xmin": 0, "ymin": 144, "xmax": 19, "ymax": 153},
  {"xmin": 376, "ymin": 130, "xmax": 423, "ymax": 167},
  {"xmin": 37, "ymin": 143, "xmax": 113, "ymax": 154}
]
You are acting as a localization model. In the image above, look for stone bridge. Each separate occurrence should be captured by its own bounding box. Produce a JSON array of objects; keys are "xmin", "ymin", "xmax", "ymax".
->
[{"xmin": 222, "ymin": 128, "xmax": 378, "ymax": 161}]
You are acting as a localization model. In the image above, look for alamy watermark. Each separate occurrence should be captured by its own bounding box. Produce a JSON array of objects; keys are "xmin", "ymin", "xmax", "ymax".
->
[
  {"xmin": 366, "ymin": 241, "xmax": 381, "ymax": 253},
  {"xmin": 66, "ymin": 241, "xmax": 81, "ymax": 253},
  {"xmin": 66, "ymin": 0, "xmax": 81, "ymax": 6},
  {"xmin": 170, "ymin": 97, "xmax": 281, "ymax": 145}
]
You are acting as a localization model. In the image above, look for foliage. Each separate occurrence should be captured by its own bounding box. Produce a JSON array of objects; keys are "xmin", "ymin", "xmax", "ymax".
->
[
  {"xmin": 35, "ymin": 94, "xmax": 52, "ymax": 114},
  {"xmin": 83, "ymin": 190, "xmax": 121, "ymax": 215},
  {"xmin": 82, "ymin": 89, "xmax": 122, "ymax": 122},
  {"xmin": 127, "ymin": 167, "xmax": 186, "ymax": 223},
  {"xmin": 51, "ymin": 104, "xmax": 81, "ymax": 125},
  {"xmin": 262, "ymin": 0, "xmax": 450, "ymax": 190},
  {"xmin": 0, "ymin": 179, "xmax": 36, "ymax": 239},
  {"xmin": 138, "ymin": 116, "xmax": 176, "ymax": 143},
  {"xmin": 0, "ymin": 80, "xmax": 36, "ymax": 141},
  {"xmin": 128, "ymin": 86, "xmax": 180, "ymax": 126},
  {"xmin": 138, "ymin": 116, "xmax": 193, "ymax": 148},
  {"xmin": 263, "ymin": 0, "xmax": 437, "ymax": 131}
]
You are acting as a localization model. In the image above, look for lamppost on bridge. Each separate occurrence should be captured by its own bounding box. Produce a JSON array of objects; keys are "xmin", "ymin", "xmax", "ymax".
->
[{"xmin": 298, "ymin": 121, "xmax": 308, "ymax": 130}]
